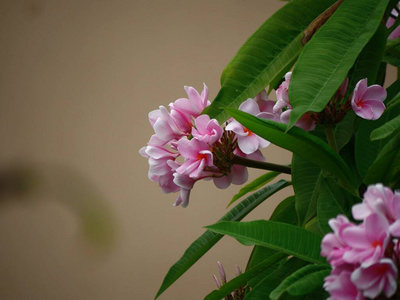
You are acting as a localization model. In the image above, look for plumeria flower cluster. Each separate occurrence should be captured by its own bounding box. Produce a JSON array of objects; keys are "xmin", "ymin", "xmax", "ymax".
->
[
  {"xmin": 321, "ymin": 184, "xmax": 400, "ymax": 299},
  {"xmin": 276, "ymin": 72, "xmax": 387, "ymax": 127},
  {"xmin": 140, "ymin": 84, "xmax": 273, "ymax": 208}
]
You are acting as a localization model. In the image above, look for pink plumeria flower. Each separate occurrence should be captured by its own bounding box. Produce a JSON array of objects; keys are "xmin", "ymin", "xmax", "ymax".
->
[
  {"xmin": 176, "ymin": 137, "xmax": 214, "ymax": 179},
  {"xmin": 191, "ymin": 115, "xmax": 223, "ymax": 145},
  {"xmin": 225, "ymin": 98, "xmax": 270, "ymax": 154},
  {"xmin": 351, "ymin": 258, "xmax": 397, "ymax": 299},
  {"xmin": 352, "ymin": 184, "xmax": 400, "ymax": 238},
  {"xmin": 352, "ymin": 184, "xmax": 400, "ymax": 222},
  {"xmin": 172, "ymin": 172, "xmax": 195, "ymax": 208},
  {"xmin": 140, "ymin": 136, "xmax": 180, "ymax": 194},
  {"xmin": 150, "ymin": 105, "xmax": 188, "ymax": 142},
  {"xmin": 321, "ymin": 215, "xmax": 355, "ymax": 267},
  {"xmin": 169, "ymin": 84, "xmax": 210, "ymax": 133},
  {"xmin": 387, "ymin": 7, "xmax": 400, "ymax": 39},
  {"xmin": 342, "ymin": 213, "xmax": 390, "ymax": 265},
  {"xmin": 280, "ymin": 109, "xmax": 316, "ymax": 131},
  {"xmin": 274, "ymin": 72, "xmax": 292, "ymax": 113},
  {"xmin": 351, "ymin": 79, "xmax": 386, "ymax": 120},
  {"xmin": 254, "ymin": 89, "xmax": 281, "ymax": 121},
  {"xmin": 324, "ymin": 270, "xmax": 365, "ymax": 300}
]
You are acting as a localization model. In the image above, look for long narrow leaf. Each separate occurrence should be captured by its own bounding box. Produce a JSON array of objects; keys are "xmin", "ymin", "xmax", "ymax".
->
[
  {"xmin": 226, "ymin": 109, "xmax": 356, "ymax": 188},
  {"xmin": 203, "ymin": 0, "xmax": 336, "ymax": 123},
  {"xmin": 317, "ymin": 178, "xmax": 359, "ymax": 234},
  {"xmin": 270, "ymin": 264, "xmax": 331, "ymax": 299},
  {"xmin": 245, "ymin": 196, "xmax": 297, "ymax": 287},
  {"xmin": 370, "ymin": 114, "xmax": 400, "ymax": 141},
  {"xmin": 228, "ymin": 171, "xmax": 279, "ymax": 207},
  {"xmin": 288, "ymin": 0, "xmax": 390, "ymax": 128},
  {"xmin": 244, "ymin": 258, "xmax": 309, "ymax": 300},
  {"xmin": 205, "ymin": 220, "xmax": 326, "ymax": 264},
  {"xmin": 292, "ymin": 155, "xmax": 322, "ymax": 227},
  {"xmin": 154, "ymin": 180, "xmax": 289, "ymax": 299}
]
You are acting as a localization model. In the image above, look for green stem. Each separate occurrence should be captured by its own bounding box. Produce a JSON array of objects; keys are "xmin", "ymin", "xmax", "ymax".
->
[
  {"xmin": 231, "ymin": 155, "xmax": 291, "ymax": 174},
  {"xmin": 325, "ymin": 126, "xmax": 338, "ymax": 153}
]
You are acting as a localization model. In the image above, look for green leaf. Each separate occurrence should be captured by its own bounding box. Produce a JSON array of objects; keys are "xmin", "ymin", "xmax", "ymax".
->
[
  {"xmin": 270, "ymin": 196, "xmax": 298, "ymax": 226},
  {"xmin": 270, "ymin": 264, "xmax": 331, "ymax": 299},
  {"xmin": 202, "ymin": 0, "xmax": 336, "ymax": 123},
  {"xmin": 154, "ymin": 180, "xmax": 289, "ymax": 299},
  {"xmin": 292, "ymin": 155, "xmax": 322, "ymax": 227},
  {"xmin": 334, "ymin": 112, "xmax": 356, "ymax": 151},
  {"xmin": 244, "ymin": 258, "xmax": 309, "ymax": 300},
  {"xmin": 364, "ymin": 135, "xmax": 400, "ymax": 188},
  {"xmin": 228, "ymin": 171, "xmax": 279, "ymax": 207},
  {"xmin": 317, "ymin": 177, "xmax": 359, "ymax": 234},
  {"xmin": 205, "ymin": 220, "xmax": 325, "ymax": 264},
  {"xmin": 245, "ymin": 196, "xmax": 297, "ymax": 287},
  {"xmin": 370, "ymin": 114, "xmax": 400, "ymax": 141},
  {"xmin": 288, "ymin": 0, "xmax": 390, "ymax": 128},
  {"xmin": 355, "ymin": 80, "xmax": 400, "ymax": 178},
  {"xmin": 347, "ymin": 24, "xmax": 387, "ymax": 94},
  {"xmin": 204, "ymin": 252, "xmax": 287, "ymax": 300},
  {"xmin": 226, "ymin": 109, "xmax": 356, "ymax": 188},
  {"xmin": 383, "ymin": 38, "xmax": 400, "ymax": 67}
]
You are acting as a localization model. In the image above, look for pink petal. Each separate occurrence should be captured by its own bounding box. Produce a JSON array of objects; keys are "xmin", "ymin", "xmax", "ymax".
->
[
  {"xmin": 362, "ymin": 85, "xmax": 387, "ymax": 102},
  {"xmin": 354, "ymin": 79, "xmax": 368, "ymax": 98},
  {"xmin": 342, "ymin": 227, "xmax": 370, "ymax": 248},
  {"xmin": 230, "ymin": 165, "xmax": 248, "ymax": 185},
  {"xmin": 352, "ymin": 203, "xmax": 372, "ymax": 220},
  {"xmin": 239, "ymin": 98, "xmax": 260, "ymax": 115},
  {"xmin": 362, "ymin": 100, "xmax": 385, "ymax": 120},
  {"xmin": 213, "ymin": 175, "xmax": 232, "ymax": 189},
  {"xmin": 225, "ymin": 120, "xmax": 246, "ymax": 136},
  {"xmin": 237, "ymin": 134, "xmax": 259, "ymax": 154}
]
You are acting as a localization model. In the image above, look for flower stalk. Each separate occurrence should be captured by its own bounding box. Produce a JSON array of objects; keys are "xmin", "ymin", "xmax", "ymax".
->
[{"xmin": 231, "ymin": 155, "xmax": 291, "ymax": 174}]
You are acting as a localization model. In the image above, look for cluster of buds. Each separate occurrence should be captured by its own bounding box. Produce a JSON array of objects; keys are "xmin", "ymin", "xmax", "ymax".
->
[
  {"xmin": 321, "ymin": 184, "xmax": 400, "ymax": 299},
  {"xmin": 213, "ymin": 261, "xmax": 244, "ymax": 300}
]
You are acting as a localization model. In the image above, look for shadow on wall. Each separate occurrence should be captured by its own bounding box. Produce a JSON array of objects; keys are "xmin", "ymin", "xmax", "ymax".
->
[{"xmin": 0, "ymin": 162, "xmax": 116, "ymax": 251}]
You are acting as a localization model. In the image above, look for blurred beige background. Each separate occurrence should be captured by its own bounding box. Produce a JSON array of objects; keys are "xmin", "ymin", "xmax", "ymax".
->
[{"xmin": 0, "ymin": 1, "xmax": 296, "ymax": 299}]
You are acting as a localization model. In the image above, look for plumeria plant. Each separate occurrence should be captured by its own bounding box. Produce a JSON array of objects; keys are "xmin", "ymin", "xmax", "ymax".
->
[{"xmin": 141, "ymin": 0, "xmax": 400, "ymax": 299}]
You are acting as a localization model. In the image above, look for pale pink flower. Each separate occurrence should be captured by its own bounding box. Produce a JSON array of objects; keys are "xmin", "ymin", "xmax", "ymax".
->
[
  {"xmin": 352, "ymin": 184, "xmax": 400, "ymax": 222},
  {"xmin": 176, "ymin": 137, "xmax": 214, "ymax": 179},
  {"xmin": 280, "ymin": 110, "xmax": 316, "ymax": 131},
  {"xmin": 342, "ymin": 213, "xmax": 390, "ymax": 265},
  {"xmin": 213, "ymin": 164, "xmax": 248, "ymax": 189},
  {"xmin": 324, "ymin": 270, "xmax": 365, "ymax": 300},
  {"xmin": 172, "ymin": 172, "xmax": 195, "ymax": 208},
  {"xmin": 169, "ymin": 84, "xmax": 210, "ymax": 133},
  {"xmin": 274, "ymin": 72, "xmax": 292, "ymax": 113},
  {"xmin": 387, "ymin": 7, "xmax": 400, "ymax": 39},
  {"xmin": 351, "ymin": 258, "xmax": 397, "ymax": 299},
  {"xmin": 351, "ymin": 79, "xmax": 386, "ymax": 120},
  {"xmin": 225, "ymin": 98, "xmax": 270, "ymax": 154},
  {"xmin": 272, "ymin": 72, "xmax": 316, "ymax": 131},
  {"xmin": 254, "ymin": 89, "xmax": 281, "ymax": 121},
  {"xmin": 139, "ymin": 136, "xmax": 180, "ymax": 193},
  {"xmin": 150, "ymin": 106, "xmax": 187, "ymax": 142},
  {"xmin": 321, "ymin": 215, "xmax": 355, "ymax": 267},
  {"xmin": 191, "ymin": 115, "xmax": 223, "ymax": 145}
]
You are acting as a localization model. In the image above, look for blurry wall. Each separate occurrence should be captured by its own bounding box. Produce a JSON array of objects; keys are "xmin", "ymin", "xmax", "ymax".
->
[{"xmin": 0, "ymin": 0, "xmax": 311, "ymax": 299}]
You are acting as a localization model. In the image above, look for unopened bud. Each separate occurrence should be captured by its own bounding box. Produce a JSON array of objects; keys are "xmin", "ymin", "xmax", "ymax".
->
[
  {"xmin": 213, "ymin": 275, "xmax": 221, "ymax": 288},
  {"xmin": 217, "ymin": 261, "xmax": 227, "ymax": 284}
]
